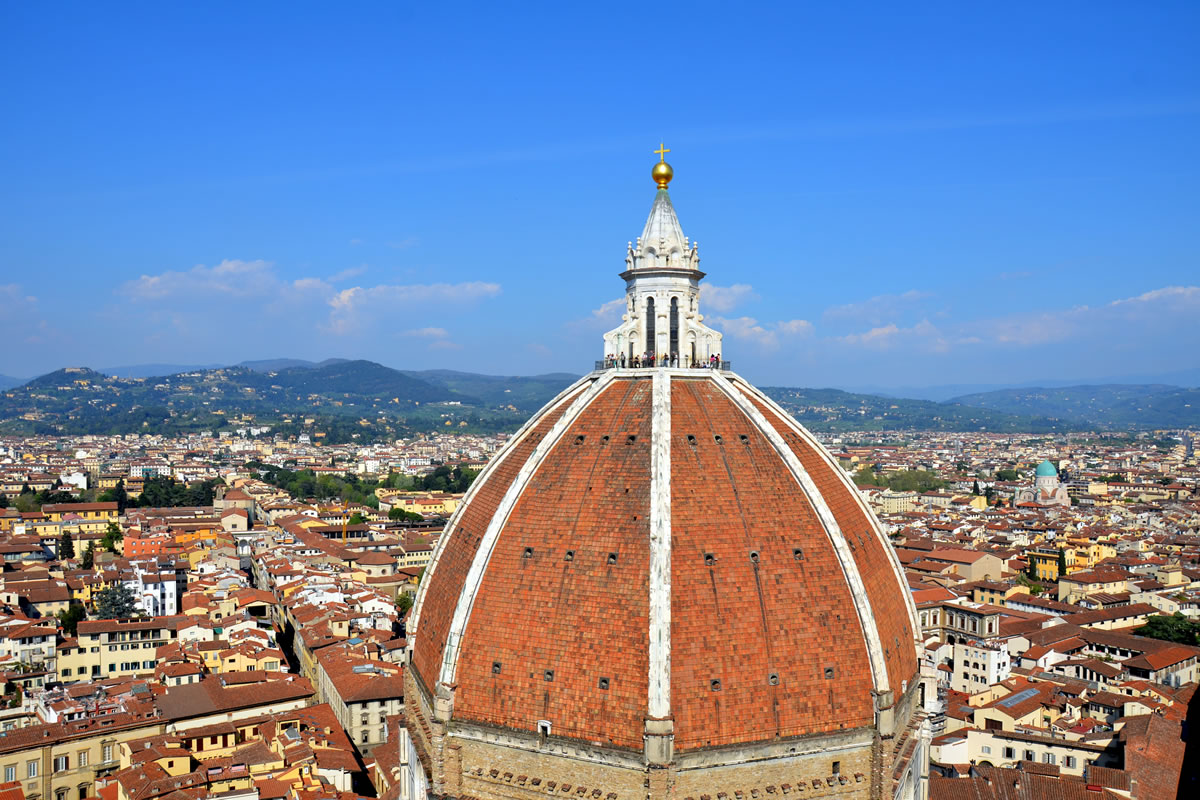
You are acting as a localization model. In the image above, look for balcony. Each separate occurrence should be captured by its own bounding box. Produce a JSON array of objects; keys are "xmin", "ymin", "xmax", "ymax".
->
[{"xmin": 594, "ymin": 359, "xmax": 731, "ymax": 372}]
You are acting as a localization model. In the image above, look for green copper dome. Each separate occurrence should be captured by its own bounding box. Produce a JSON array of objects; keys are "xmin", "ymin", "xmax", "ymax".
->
[{"xmin": 1035, "ymin": 460, "xmax": 1058, "ymax": 478}]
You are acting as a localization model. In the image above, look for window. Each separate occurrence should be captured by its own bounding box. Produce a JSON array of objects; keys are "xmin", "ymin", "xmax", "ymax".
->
[
  {"xmin": 1003, "ymin": 747, "xmax": 1015, "ymax": 759},
  {"xmin": 3, "ymin": 766, "xmax": 13, "ymax": 782},
  {"xmin": 102, "ymin": 745, "xmax": 113, "ymax": 763},
  {"xmin": 27, "ymin": 760, "xmax": 38, "ymax": 778},
  {"xmin": 669, "ymin": 297, "xmax": 679, "ymax": 356},
  {"xmin": 981, "ymin": 746, "xmax": 992, "ymax": 755},
  {"xmin": 1043, "ymin": 753, "xmax": 1056, "ymax": 765},
  {"xmin": 77, "ymin": 751, "xmax": 88, "ymax": 767},
  {"xmin": 1065, "ymin": 756, "xmax": 1077, "ymax": 769},
  {"xmin": 1024, "ymin": 750, "xmax": 1034, "ymax": 761},
  {"xmin": 646, "ymin": 297, "xmax": 655, "ymax": 354}
]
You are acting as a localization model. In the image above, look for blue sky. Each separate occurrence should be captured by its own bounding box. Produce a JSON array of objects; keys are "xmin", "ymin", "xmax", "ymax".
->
[{"xmin": 2, "ymin": 2, "xmax": 1198, "ymax": 391}]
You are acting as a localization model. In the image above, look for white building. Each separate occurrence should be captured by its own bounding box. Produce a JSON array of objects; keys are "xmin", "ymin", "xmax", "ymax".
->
[{"xmin": 951, "ymin": 640, "xmax": 1011, "ymax": 694}]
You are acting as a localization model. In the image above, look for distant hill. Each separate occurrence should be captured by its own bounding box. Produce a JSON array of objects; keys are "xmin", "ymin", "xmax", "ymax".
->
[
  {"xmin": 403, "ymin": 369, "xmax": 577, "ymax": 412},
  {"xmin": 262, "ymin": 360, "xmax": 458, "ymax": 403},
  {"xmin": 4, "ymin": 364, "xmax": 1197, "ymax": 440},
  {"xmin": 0, "ymin": 361, "xmax": 529, "ymax": 441},
  {"xmin": 100, "ymin": 363, "xmax": 223, "ymax": 378},
  {"xmin": 23, "ymin": 367, "xmax": 110, "ymax": 389},
  {"xmin": 0, "ymin": 374, "xmax": 25, "ymax": 391},
  {"xmin": 761, "ymin": 386, "xmax": 1071, "ymax": 433},
  {"xmin": 238, "ymin": 357, "xmax": 349, "ymax": 372},
  {"xmin": 949, "ymin": 384, "xmax": 1200, "ymax": 429},
  {"xmin": 848, "ymin": 367, "xmax": 1200, "ymax": 401}
]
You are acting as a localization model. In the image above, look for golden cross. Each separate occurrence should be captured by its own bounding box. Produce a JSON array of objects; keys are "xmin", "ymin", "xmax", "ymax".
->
[{"xmin": 654, "ymin": 142, "xmax": 670, "ymax": 162}]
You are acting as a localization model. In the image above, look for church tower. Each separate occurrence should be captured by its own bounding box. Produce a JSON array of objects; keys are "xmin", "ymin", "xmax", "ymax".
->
[{"xmin": 603, "ymin": 145, "xmax": 724, "ymax": 365}]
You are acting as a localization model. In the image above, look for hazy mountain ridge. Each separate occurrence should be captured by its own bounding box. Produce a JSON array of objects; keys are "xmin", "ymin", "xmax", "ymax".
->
[
  {"xmin": 760, "ymin": 386, "xmax": 1071, "ymax": 433},
  {"xmin": 2, "ymin": 363, "xmax": 1197, "ymax": 440},
  {"xmin": 948, "ymin": 384, "xmax": 1200, "ymax": 428}
]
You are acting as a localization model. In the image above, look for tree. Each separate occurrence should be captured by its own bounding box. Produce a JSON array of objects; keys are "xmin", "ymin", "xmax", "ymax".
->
[
  {"xmin": 389, "ymin": 506, "xmax": 423, "ymax": 522},
  {"xmin": 397, "ymin": 593, "xmax": 414, "ymax": 616},
  {"xmin": 94, "ymin": 583, "xmax": 138, "ymax": 620},
  {"xmin": 851, "ymin": 466, "xmax": 877, "ymax": 486},
  {"xmin": 1135, "ymin": 613, "xmax": 1200, "ymax": 646},
  {"xmin": 57, "ymin": 603, "xmax": 86, "ymax": 636},
  {"xmin": 101, "ymin": 522, "xmax": 122, "ymax": 553},
  {"xmin": 98, "ymin": 480, "xmax": 128, "ymax": 513},
  {"xmin": 995, "ymin": 469, "xmax": 1020, "ymax": 482},
  {"xmin": 416, "ymin": 464, "xmax": 479, "ymax": 493},
  {"xmin": 348, "ymin": 512, "xmax": 366, "ymax": 526},
  {"xmin": 883, "ymin": 470, "xmax": 946, "ymax": 493},
  {"xmin": 0, "ymin": 495, "xmax": 7, "ymax": 510},
  {"xmin": 984, "ymin": 485, "xmax": 996, "ymax": 503},
  {"xmin": 1016, "ymin": 572, "xmax": 1044, "ymax": 596},
  {"xmin": 59, "ymin": 531, "xmax": 75, "ymax": 560},
  {"xmin": 1056, "ymin": 548, "xmax": 1068, "ymax": 579},
  {"xmin": 972, "ymin": 480, "xmax": 981, "ymax": 496},
  {"xmin": 81, "ymin": 542, "xmax": 95, "ymax": 569}
]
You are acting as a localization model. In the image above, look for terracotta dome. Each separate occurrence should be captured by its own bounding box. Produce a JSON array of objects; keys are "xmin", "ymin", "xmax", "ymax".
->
[{"xmin": 400, "ymin": 155, "xmax": 929, "ymax": 800}]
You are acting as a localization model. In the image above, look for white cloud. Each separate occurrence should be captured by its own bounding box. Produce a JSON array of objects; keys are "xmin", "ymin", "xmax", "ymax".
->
[
  {"xmin": 0, "ymin": 284, "xmax": 36, "ymax": 306},
  {"xmin": 292, "ymin": 277, "xmax": 331, "ymax": 292},
  {"xmin": 711, "ymin": 315, "xmax": 814, "ymax": 350},
  {"xmin": 838, "ymin": 323, "xmax": 899, "ymax": 347},
  {"xmin": 701, "ymin": 283, "xmax": 758, "ymax": 313},
  {"xmin": 777, "ymin": 319, "xmax": 814, "ymax": 336},
  {"xmin": 566, "ymin": 298, "xmax": 625, "ymax": 333},
  {"xmin": 327, "ymin": 281, "xmax": 500, "ymax": 334},
  {"xmin": 1109, "ymin": 285, "xmax": 1199, "ymax": 307},
  {"xmin": 823, "ymin": 289, "xmax": 929, "ymax": 325},
  {"xmin": 401, "ymin": 327, "xmax": 462, "ymax": 350},
  {"xmin": 0, "ymin": 284, "xmax": 55, "ymax": 347},
  {"xmin": 402, "ymin": 327, "xmax": 451, "ymax": 339},
  {"xmin": 589, "ymin": 298, "xmax": 625, "ymax": 320},
  {"xmin": 837, "ymin": 319, "xmax": 947, "ymax": 352},
  {"xmin": 967, "ymin": 285, "xmax": 1200, "ymax": 348},
  {"xmin": 328, "ymin": 266, "xmax": 367, "ymax": 282},
  {"xmin": 122, "ymin": 259, "xmax": 278, "ymax": 300},
  {"xmin": 117, "ymin": 259, "xmax": 502, "ymax": 343}
]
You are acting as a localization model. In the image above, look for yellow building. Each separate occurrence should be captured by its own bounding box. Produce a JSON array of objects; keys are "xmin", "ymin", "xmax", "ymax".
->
[
  {"xmin": 1026, "ymin": 546, "xmax": 1079, "ymax": 582},
  {"xmin": 62, "ymin": 618, "xmax": 181, "ymax": 682},
  {"xmin": 41, "ymin": 503, "xmax": 118, "ymax": 525},
  {"xmin": 1065, "ymin": 538, "xmax": 1118, "ymax": 569}
]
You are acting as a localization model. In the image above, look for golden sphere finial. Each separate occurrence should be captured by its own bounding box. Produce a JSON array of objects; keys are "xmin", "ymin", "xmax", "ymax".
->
[
  {"xmin": 652, "ymin": 142, "xmax": 673, "ymax": 189},
  {"xmin": 652, "ymin": 159, "xmax": 673, "ymax": 189}
]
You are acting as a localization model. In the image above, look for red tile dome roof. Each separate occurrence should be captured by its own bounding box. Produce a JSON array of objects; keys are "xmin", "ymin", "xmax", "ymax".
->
[{"xmin": 409, "ymin": 369, "xmax": 920, "ymax": 752}]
